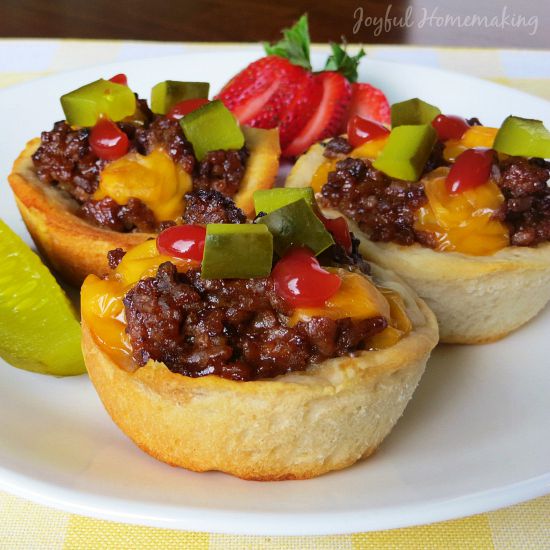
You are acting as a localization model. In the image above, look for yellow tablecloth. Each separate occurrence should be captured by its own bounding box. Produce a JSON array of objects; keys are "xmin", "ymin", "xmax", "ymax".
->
[{"xmin": 0, "ymin": 40, "xmax": 548, "ymax": 549}]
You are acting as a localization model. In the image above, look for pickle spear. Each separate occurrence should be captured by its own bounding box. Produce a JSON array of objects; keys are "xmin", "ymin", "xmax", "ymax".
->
[{"xmin": 0, "ymin": 220, "xmax": 85, "ymax": 375}]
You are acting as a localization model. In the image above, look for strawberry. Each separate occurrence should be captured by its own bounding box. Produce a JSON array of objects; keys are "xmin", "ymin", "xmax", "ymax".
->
[
  {"xmin": 342, "ymin": 83, "xmax": 391, "ymax": 131},
  {"xmin": 283, "ymin": 72, "xmax": 351, "ymax": 157},
  {"xmin": 216, "ymin": 15, "xmax": 390, "ymax": 156},
  {"xmin": 282, "ymin": 43, "xmax": 365, "ymax": 157},
  {"xmin": 217, "ymin": 57, "xmax": 318, "ymax": 148},
  {"xmin": 216, "ymin": 16, "xmax": 318, "ymax": 148}
]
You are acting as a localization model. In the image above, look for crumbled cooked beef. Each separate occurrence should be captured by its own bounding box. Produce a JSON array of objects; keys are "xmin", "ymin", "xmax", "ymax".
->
[
  {"xmin": 498, "ymin": 156, "xmax": 548, "ymax": 197},
  {"xmin": 193, "ymin": 148, "xmax": 249, "ymax": 197},
  {"xmin": 423, "ymin": 140, "xmax": 448, "ymax": 174},
  {"xmin": 107, "ymin": 248, "xmax": 126, "ymax": 269},
  {"xmin": 118, "ymin": 197, "xmax": 158, "ymax": 232},
  {"xmin": 494, "ymin": 157, "xmax": 550, "ymax": 246},
  {"xmin": 32, "ymin": 121, "xmax": 106, "ymax": 202},
  {"xmin": 133, "ymin": 116, "xmax": 195, "ymax": 173},
  {"xmin": 123, "ymin": 262, "xmax": 387, "ymax": 381},
  {"xmin": 318, "ymin": 234, "xmax": 371, "ymax": 275},
  {"xmin": 182, "ymin": 189, "xmax": 246, "ymax": 225},
  {"xmin": 32, "ymin": 105, "xmax": 251, "ymax": 233},
  {"xmin": 320, "ymin": 158, "xmax": 428, "ymax": 245},
  {"xmin": 81, "ymin": 197, "xmax": 157, "ymax": 233},
  {"xmin": 80, "ymin": 197, "xmax": 124, "ymax": 231},
  {"xmin": 323, "ymin": 137, "xmax": 353, "ymax": 158}
]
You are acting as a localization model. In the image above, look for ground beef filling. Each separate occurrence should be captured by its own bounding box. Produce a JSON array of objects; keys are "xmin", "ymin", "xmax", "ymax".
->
[
  {"xmin": 193, "ymin": 148, "xmax": 249, "ymax": 197},
  {"xmin": 31, "ymin": 111, "xmax": 249, "ymax": 232},
  {"xmin": 133, "ymin": 117, "xmax": 196, "ymax": 173},
  {"xmin": 182, "ymin": 189, "xmax": 246, "ymax": 225},
  {"xmin": 32, "ymin": 121, "xmax": 105, "ymax": 202},
  {"xmin": 321, "ymin": 157, "xmax": 429, "ymax": 246},
  {"xmin": 321, "ymin": 151, "xmax": 550, "ymax": 249},
  {"xmin": 123, "ymin": 262, "xmax": 387, "ymax": 381},
  {"xmin": 107, "ymin": 248, "xmax": 126, "ymax": 269},
  {"xmin": 323, "ymin": 137, "xmax": 353, "ymax": 158},
  {"xmin": 81, "ymin": 197, "xmax": 157, "ymax": 233},
  {"xmin": 493, "ymin": 157, "xmax": 550, "ymax": 246}
]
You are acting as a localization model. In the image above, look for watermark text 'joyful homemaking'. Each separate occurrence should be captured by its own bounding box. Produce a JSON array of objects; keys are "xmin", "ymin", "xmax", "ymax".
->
[{"xmin": 353, "ymin": 5, "xmax": 539, "ymax": 37}]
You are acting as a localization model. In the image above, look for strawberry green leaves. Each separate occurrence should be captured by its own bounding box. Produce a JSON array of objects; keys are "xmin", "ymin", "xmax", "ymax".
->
[
  {"xmin": 263, "ymin": 14, "xmax": 366, "ymax": 81},
  {"xmin": 324, "ymin": 43, "xmax": 366, "ymax": 83},
  {"xmin": 264, "ymin": 14, "xmax": 312, "ymax": 70}
]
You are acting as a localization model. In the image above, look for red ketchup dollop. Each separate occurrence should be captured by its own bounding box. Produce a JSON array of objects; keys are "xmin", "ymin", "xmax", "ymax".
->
[
  {"xmin": 109, "ymin": 73, "xmax": 128, "ymax": 86},
  {"xmin": 156, "ymin": 225, "xmax": 207, "ymax": 262},
  {"xmin": 167, "ymin": 98, "xmax": 210, "ymax": 120},
  {"xmin": 347, "ymin": 115, "xmax": 390, "ymax": 148},
  {"xmin": 445, "ymin": 148, "xmax": 494, "ymax": 194},
  {"xmin": 272, "ymin": 247, "xmax": 342, "ymax": 308},
  {"xmin": 432, "ymin": 114, "xmax": 470, "ymax": 141},
  {"xmin": 89, "ymin": 118, "xmax": 130, "ymax": 161}
]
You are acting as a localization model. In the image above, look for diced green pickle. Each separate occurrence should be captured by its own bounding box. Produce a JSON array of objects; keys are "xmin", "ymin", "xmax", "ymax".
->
[
  {"xmin": 202, "ymin": 224, "xmax": 273, "ymax": 279},
  {"xmin": 391, "ymin": 98, "xmax": 441, "ymax": 128},
  {"xmin": 254, "ymin": 187, "xmax": 315, "ymax": 215},
  {"xmin": 180, "ymin": 100, "xmax": 245, "ymax": 161},
  {"xmin": 0, "ymin": 220, "xmax": 85, "ymax": 375},
  {"xmin": 258, "ymin": 199, "xmax": 334, "ymax": 257},
  {"xmin": 373, "ymin": 124, "xmax": 437, "ymax": 181},
  {"xmin": 150, "ymin": 80, "xmax": 210, "ymax": 115},
  {"xmin": 493, "ymin": 115, "xmax": 550, "ymax": 159},
  {"xmin": 60, "ymin": 79, "xmax": 136, "ymax": 127}
]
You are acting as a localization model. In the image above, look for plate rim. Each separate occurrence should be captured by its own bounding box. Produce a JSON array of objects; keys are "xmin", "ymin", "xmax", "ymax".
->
[
  {"xmin": 0, "ymin": 48, "xmax": 549, "ymax": 535},
  {"xmin": 0, "ymin": 465, "xmax": 548, "ymax": 535}
]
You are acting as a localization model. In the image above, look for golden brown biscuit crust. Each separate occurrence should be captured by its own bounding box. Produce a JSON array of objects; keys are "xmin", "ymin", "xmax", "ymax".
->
[{"xmin": 81, "ymin": 273, "xmax": 438, "ymax": 480}]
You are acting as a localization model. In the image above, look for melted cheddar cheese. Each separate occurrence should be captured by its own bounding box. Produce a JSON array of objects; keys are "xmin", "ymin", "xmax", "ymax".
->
[
  {"xmin": 113, "ymin": 239, "xmax": 173, "ymax": 286},
  {"xmin": 289, "ymin": 269, "xmax": 391, "ymax": 326},
  {"xmin": 80, "ymin": 275, "xmax": 133, "ymax": 369},
  {"xmin": 443, "ymin": 126, "xmax": 498, "ymax": 162},
  {"xmin": 349, "ymin": 136, "xmax": 388, "ymax": 160},
  {"xmin": 369, "ymin": 288, "xmax": 413, "ymax": 349},
  {"xmin": 311, "ymin": 159, "xmax": 337, "ymax": 193},
  {"xmin": 414, "ymin": 167, "xmax": 509, "ymax": 255},
  {"xmin": 290, "ymin": 268, "xmax": 410, "ymax": 350},
  {"xmin": 94, "ymin": 149, "xmax": 192, "ymax": 221}
]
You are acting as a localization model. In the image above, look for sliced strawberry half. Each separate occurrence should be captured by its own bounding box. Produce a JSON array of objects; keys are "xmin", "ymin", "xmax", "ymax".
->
[
  {"xmin": 217, "ymin": 56, "xmax": 295, "ymax": 125},
  {"xmin": 283, "ymin": 71, "xmax": 351, "ymax": 158},
  {"xmin": 341, "ymin": 83, "xmax": 391, "ymax": 132},
  {"xmin": 273, "ymin": 70, "xmax": 321, "ymax": 148},
  {"xmin": 216, "ymin": 56, "xmax": 318, "ymax": 148}
]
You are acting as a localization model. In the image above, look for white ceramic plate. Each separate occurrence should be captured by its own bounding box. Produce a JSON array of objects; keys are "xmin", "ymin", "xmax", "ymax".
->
[{"xmin": 0, "ymin": 48, "xmax": 549, "ymax": 535}]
